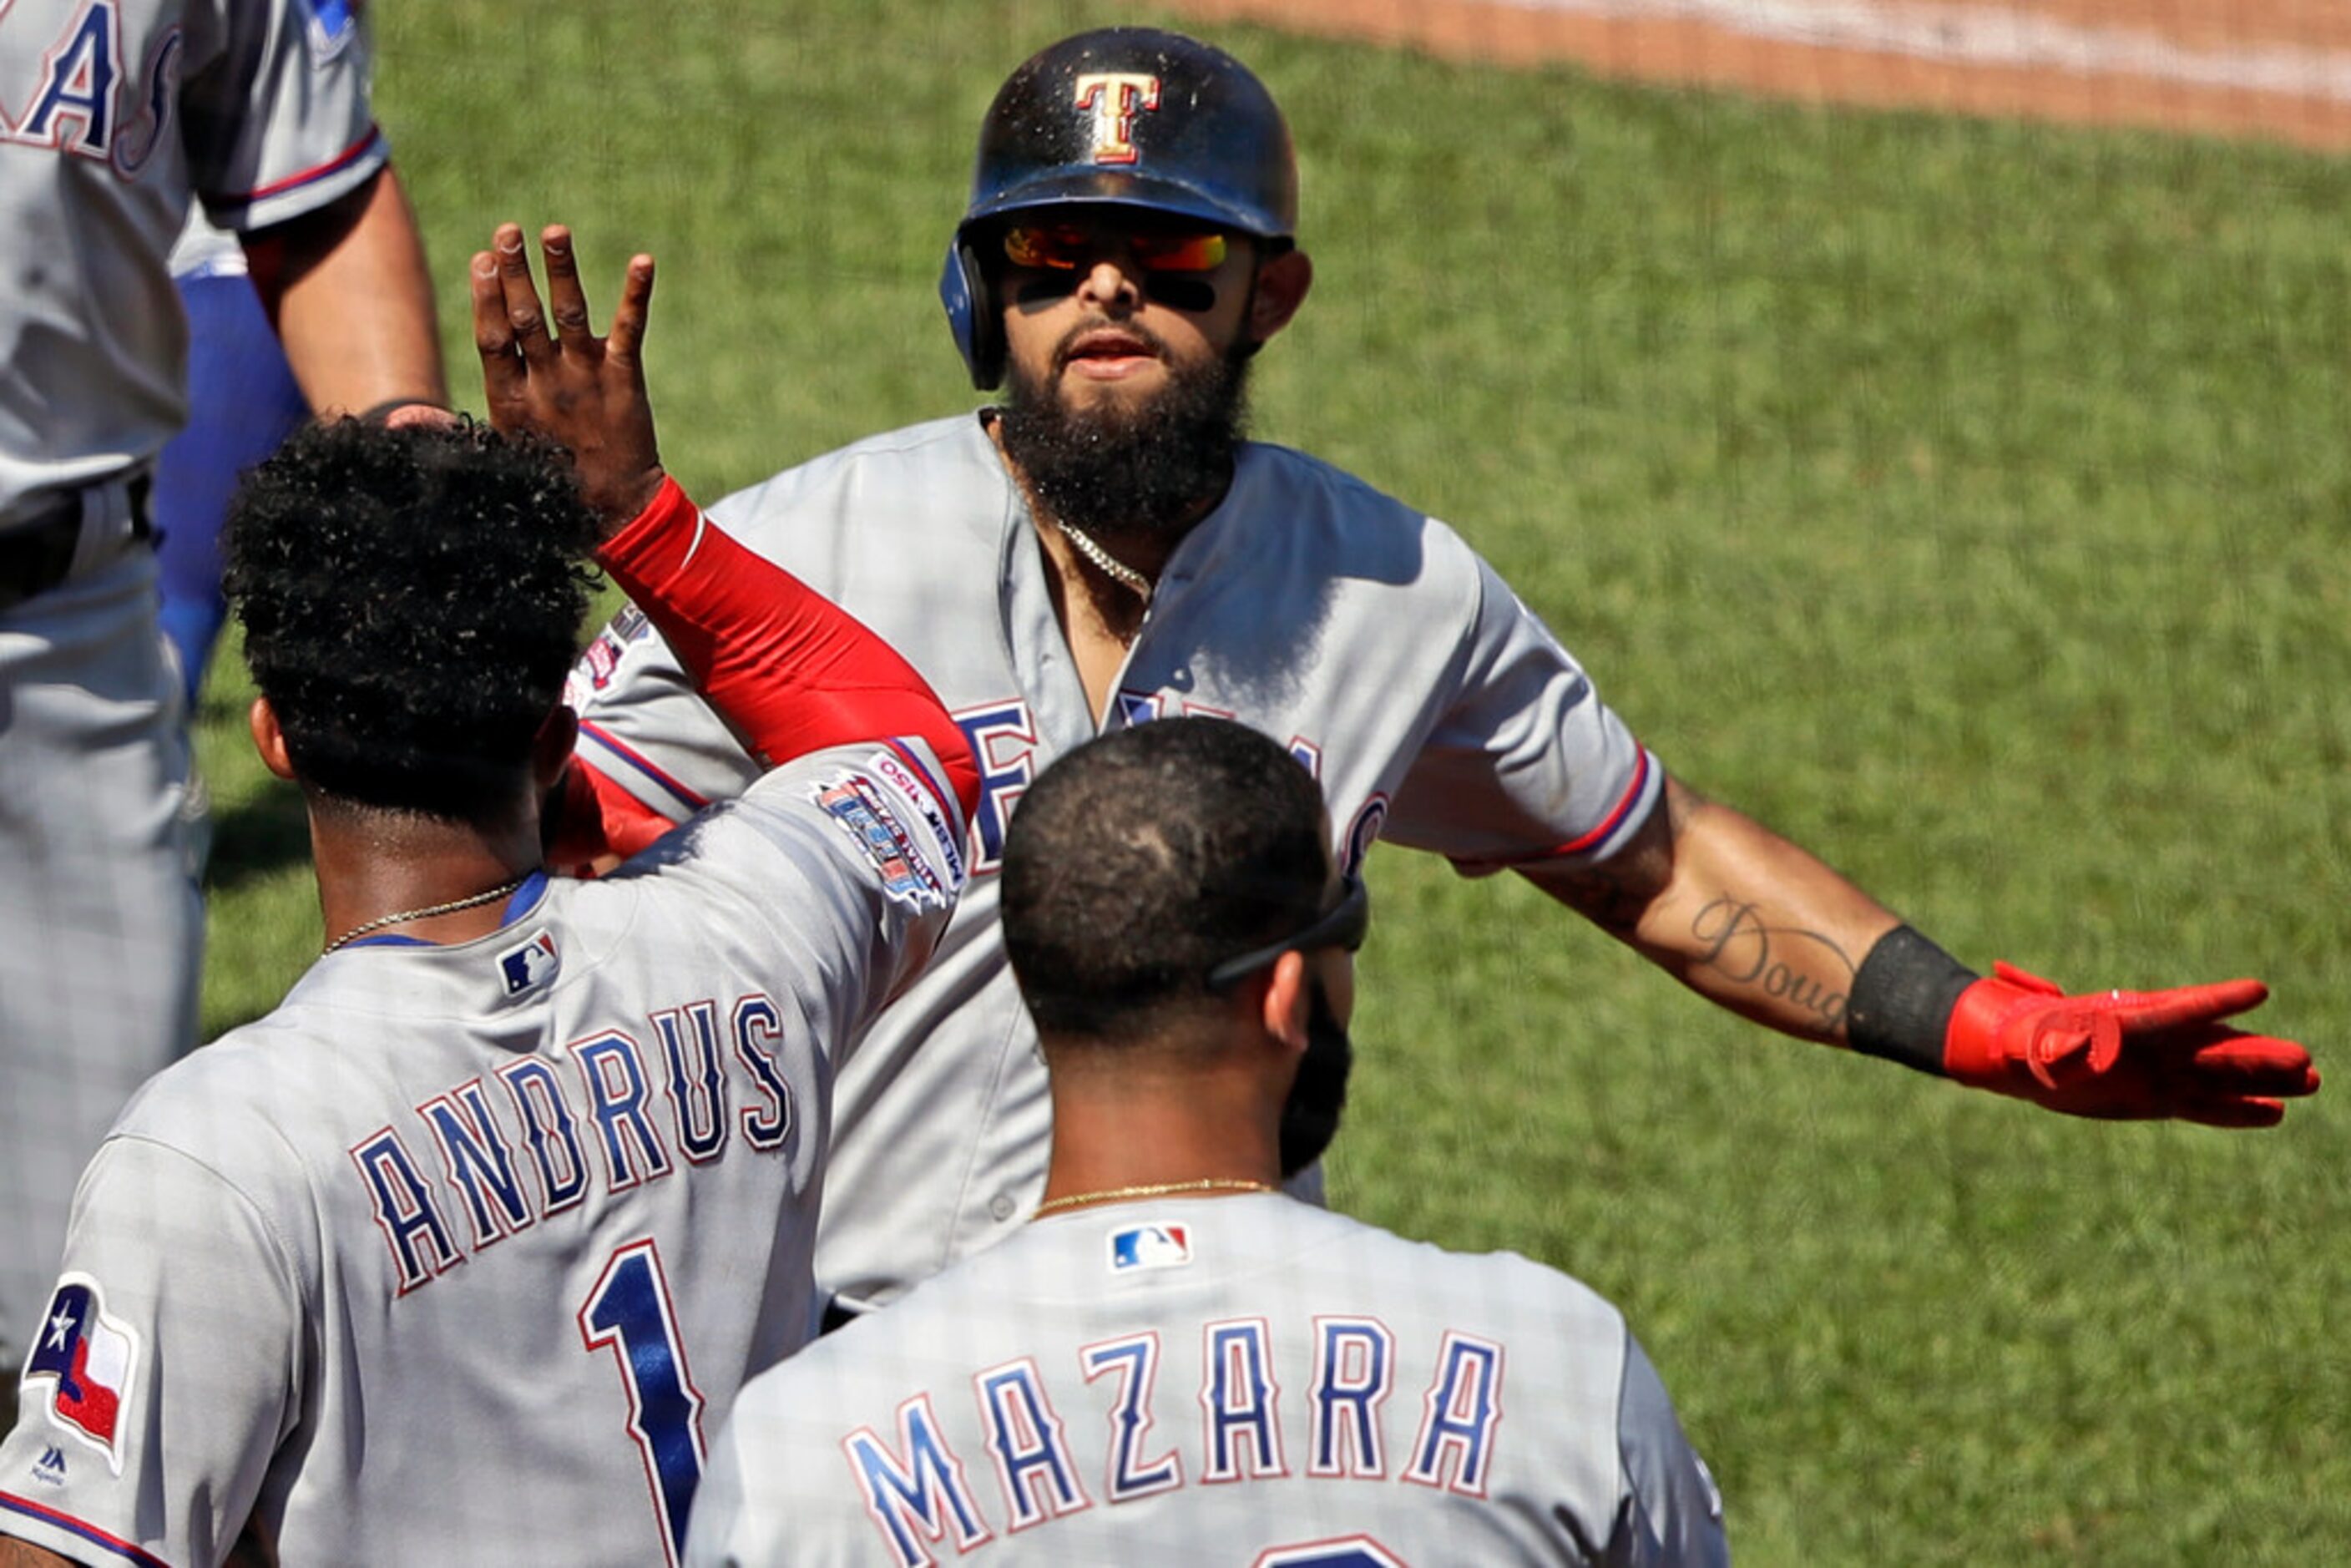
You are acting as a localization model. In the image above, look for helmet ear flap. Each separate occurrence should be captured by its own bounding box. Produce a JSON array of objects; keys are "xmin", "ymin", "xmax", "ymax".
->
[{"xmin": 938, "ymin": 235, "xmax": 1004, "ymax": 392}]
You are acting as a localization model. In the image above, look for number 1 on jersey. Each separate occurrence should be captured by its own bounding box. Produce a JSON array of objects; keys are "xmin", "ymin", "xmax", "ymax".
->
[{"xmin": 580, "ymin": 1238, "xmax": 708, "ymax": 1565}]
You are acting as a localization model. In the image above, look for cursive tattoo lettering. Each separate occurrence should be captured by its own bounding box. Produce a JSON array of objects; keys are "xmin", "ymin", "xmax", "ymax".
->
[{"xmin": 1689, "ymin": 897, "xmax": 1857, "ymax": 1034}]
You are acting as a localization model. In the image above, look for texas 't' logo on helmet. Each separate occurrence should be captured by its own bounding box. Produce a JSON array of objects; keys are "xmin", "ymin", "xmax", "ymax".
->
[{"xmin": 1074, "ymin": 72, "xmax": 1159, "ymax": 164}]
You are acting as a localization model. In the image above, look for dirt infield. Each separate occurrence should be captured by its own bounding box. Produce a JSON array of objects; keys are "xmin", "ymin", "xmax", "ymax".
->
[{"xmin": 1169, "ymin": 0, "xmax": 2351, "ymax": 150}]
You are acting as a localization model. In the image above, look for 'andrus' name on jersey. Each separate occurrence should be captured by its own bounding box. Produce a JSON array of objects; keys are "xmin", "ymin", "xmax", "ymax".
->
[
  {"xmin": 843, "ymin": 1317, "xmax": 1503, "ymax": 1564},
  {"xmin": 346, "ymin": 993, "xmax": 799, "ymax": 1294}
]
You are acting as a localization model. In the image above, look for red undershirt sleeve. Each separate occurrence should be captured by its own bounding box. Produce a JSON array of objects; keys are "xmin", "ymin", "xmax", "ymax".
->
[{"xmin": 590, "ymin": 478, "xmax": 981, "ymax": 824}]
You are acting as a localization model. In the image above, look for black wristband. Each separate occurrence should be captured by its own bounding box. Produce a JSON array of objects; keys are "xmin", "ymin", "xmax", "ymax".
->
[{"xmin": 1844, "ymin": 924, "xmax": 1980, "ymax": 1076}]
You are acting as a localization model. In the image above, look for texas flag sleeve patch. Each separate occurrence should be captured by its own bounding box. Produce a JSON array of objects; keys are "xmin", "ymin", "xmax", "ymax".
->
[{"xmin": 23, "ymin": 1276, "xmax": 140, "ymax": 1474}]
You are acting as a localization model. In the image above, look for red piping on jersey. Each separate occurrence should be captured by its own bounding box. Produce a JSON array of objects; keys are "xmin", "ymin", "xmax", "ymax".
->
[
  {"xmin": 1560, "ymin": 744, "xmax": 1652, "ymax": 855},
  {"xmin": 1449, "ymin": 745, "xmax": 1656, "ymax": 871},
  {"xmin": 576, "ymin": 720, "xmax": 710, "ymax": 816},
  {"xmin": 239, "ymin": 124, "xmax": 387, "ymax": 203},
  {"xmin": 881, "ymin": 736, "xmax": 958, "ymax": 827},
  {"xmin": 0, "ymin": 1493, "xmax": 169, "ymax": 1568},
  {"xmin": 546, "ymin": 751, "xmax": 678, "ymax": 873}
]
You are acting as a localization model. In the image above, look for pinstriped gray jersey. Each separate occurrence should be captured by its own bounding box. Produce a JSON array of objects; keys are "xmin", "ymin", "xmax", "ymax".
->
[
  {"xmin": 0, "ymin": 739, "xmax": 963, "ymax": 1568},
  {"xmin": 566, "ymin": 414, "xmax": 1663, "ymax": 1310},
  {"xmin": 685, "ymin": 1196, "xmax": 1727, "ymax": 1566},
  {"xmin": 0, "ymin": 0, "xmax": 383, "ymax": 516}
]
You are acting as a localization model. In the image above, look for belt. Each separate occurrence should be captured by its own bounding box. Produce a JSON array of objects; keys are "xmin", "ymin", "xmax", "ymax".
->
[{"xmin": 0, "ymin": 475, "xmax": 152, "ymax": 612}]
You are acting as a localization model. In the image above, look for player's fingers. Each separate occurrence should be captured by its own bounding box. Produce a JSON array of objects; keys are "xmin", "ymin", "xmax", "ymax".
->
[
  {"xmin": 604, "ymin": 255, "xmax": 656, "ymax": 367},
  {"xmin": 2114, "ymin": 979, "xmax": 2269, "ymax": 1033},
  {"xmin": 2174, "ymin": 1094, "xmax": 2288, "ymax": 1130},
  {"xmin": 493, "ymin": 222, "xmax": 556, "ymax": 368},
  {"xmin": 470, "ymin": 250, "xmax": 528, "ymax": 421},
  {"xmin": 2186, "ymin": 1034, "xmax": 2318, "ymax": 1095},
  {"xmin": 540, "ymin": 225, "xmax": 596, "ymax": 357}
]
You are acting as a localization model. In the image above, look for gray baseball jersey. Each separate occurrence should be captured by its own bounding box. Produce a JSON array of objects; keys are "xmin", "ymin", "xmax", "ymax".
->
[
  {"xmin": 567, "ymin": 414, "xmax": 1661, "ymax": 1310},
  {"xmin": 0, "ymin": 738, "xmax": 965, "ymax": 1568},
  {"xmin": 685, "ymin": 1195, "xmax": 1727, "ymax": 1566},
  {"xmin": 0, "ymin": 0, "xmax": 381, "ymax": 513},
  {"xmin": 0, "ymin": 0, "xmax": 387, "ymax": 1376}
]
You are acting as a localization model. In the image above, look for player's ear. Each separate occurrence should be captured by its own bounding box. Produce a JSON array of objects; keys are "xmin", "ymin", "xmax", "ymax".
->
[
  {"xmin": 1247, "ymin": 247, "xmax": 1312, "ymax": 346},
  {"xmin": 1258, "ymin": 949, "xmax": 1314, "ymax": 1060},
  {"xmin": 248, "ymin": 696, "xmax": 296, "ymax": 782},
  {"xmin": 532, "ymin": 705, "xmax": 580, "ymax": 794}
]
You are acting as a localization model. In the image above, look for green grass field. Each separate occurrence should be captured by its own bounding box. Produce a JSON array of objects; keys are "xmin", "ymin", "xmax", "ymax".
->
[{"xmin": 188, "ymin": 3, "xmax": 2351, "ymax": 1560}]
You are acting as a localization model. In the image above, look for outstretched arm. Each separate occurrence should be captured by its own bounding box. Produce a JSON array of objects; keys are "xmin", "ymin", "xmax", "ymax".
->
[
  {"xmin": 245, "ymin": 167, "xmax": 447, "ymax": 420},
  {"xmin": 1524, "ymin": 773, "xmax": 2318, "ymax": 1126},
  {"xmin": 1524, "ymin": 776, "xmax": 1898, "ymax": 1043}
]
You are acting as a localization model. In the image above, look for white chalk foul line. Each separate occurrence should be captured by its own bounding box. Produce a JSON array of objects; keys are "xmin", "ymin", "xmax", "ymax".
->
[{"xmin": 1497, "ymin": 0, "xmax": 2351, "ymax": 103}]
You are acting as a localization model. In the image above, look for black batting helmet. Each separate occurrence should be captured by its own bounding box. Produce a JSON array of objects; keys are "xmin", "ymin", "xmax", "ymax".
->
[{"xmin": 939, "ymin": 27, "xmax": 1299, "ymax": 389}]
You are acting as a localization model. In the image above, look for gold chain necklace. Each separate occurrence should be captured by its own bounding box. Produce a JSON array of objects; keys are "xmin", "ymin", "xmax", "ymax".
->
[
  {"xmin": 321, "ymin": 876, "xmax": 527, "ymax": 957},
  {"xmin": 1054, "ymin": 518, "xmax": 1154, "ymax": 603},
  {"xmin": 1033, "ymin": 1176, "xmax": 1277, "ymax": 1217}
]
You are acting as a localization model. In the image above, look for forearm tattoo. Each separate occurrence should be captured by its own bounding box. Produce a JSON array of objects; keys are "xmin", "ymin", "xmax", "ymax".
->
[{"xmin": 1688, "ymin": 896, "xmax": 1858, "ymax": 1034}]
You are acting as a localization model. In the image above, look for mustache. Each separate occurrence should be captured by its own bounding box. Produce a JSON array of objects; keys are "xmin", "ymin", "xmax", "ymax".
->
[{"xmin": 1051, "ymin": 316, "xmax": 1175, "ymax": 371}]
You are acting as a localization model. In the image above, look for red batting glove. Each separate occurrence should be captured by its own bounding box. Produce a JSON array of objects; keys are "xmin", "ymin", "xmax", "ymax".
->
[{"xmin": 1943, "ymin": 962, "xmax": 2319, "ymax": 1127}]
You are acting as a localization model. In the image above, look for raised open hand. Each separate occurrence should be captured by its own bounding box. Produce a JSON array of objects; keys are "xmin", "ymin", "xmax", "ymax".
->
[{"xmin": 472, "ymin": 222, "xmax": 663, "ymax": 529}]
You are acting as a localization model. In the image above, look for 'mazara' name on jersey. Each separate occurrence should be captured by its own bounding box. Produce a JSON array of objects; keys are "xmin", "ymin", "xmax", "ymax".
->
[
  {"xmin": 842, "ymin": 1317, "xmax": 1504, "ymax": 1564},
  {"xmin": 347, "ymin": 992, "xmax": 800, "ymax": 1295}
]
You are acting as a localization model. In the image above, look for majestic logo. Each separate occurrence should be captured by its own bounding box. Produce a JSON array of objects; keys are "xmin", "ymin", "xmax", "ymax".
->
[
  {"xmin": 33, "ymin": 1447, "xmax": 67, "ymax": 1485},
  {"xmin": 498, "ymin": 929, "xmax": 560, "ymax": 995},
  {"xmin": 1109, "ymin": 1223, "xmax": 1193, "ymax": 1273},
  {"xmin": 23, "ymin": 1277, "xmax": 139, "ymax": 1474},
  {"xmin": 1074, "ymin": 72, "xmax": 1159, "ymax": 164}
]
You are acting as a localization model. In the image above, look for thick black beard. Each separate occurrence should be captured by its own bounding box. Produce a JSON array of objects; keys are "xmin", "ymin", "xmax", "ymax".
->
[
  {"xmin": 995, "ymin": 329, "xmax": 1252, "ymax": 540},
  {"xmin": 1279, "ymin": 979, "xmax": 1354, "ymax": 1180}
]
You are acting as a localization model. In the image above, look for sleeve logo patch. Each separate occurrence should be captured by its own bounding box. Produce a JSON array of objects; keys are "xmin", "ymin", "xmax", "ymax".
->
[
  {"xmin": 1110, "ymin": 1223, "xmax": 1193, "ymax": 1273},
  {"xmin": 23, "ymin": 1274, "xmax": 139, "ymax": 1474},
  {"xmin": 863, "ymin": 750, "xmax": 967, "ymax": 892},
  {"xmin": 566, "ymin": 605, "xmax": 652, "ymax": 705},
  {"xmin": 815, "ymin": 771, "xmax": 952, "ymax": 911},
  {"xmin": 498, "ymin": 929, "xmax": 560, "ymax": 996}
]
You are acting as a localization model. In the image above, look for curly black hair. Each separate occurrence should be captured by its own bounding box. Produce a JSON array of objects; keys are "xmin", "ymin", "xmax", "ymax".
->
[
  {"xmin": 224, "ymin": 418, "xmax": 603, "ymax": 824},
  {"xmin": 1000, "ymin": 716, "xmax": 1328, "ymax": 1043}
]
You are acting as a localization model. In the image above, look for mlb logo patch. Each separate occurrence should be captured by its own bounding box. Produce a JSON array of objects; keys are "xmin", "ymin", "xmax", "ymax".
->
[
  {"xmin": 24, "ymin": 1275, "xmax": 139, "ymax": 1474},
  {"xmin": 1109, "ymin": 1223, "xmax": 1192, "ymax": 1274},
  {"xmin": 498, "ymin": 929, "xmax": 559, "ymax": 995}
]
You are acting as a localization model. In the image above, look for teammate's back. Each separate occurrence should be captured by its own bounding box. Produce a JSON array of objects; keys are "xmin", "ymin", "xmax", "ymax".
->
[
  {"xmin": 687, "ymin": 715, "xmax": 1723, "ymax": 1566},
  {"xmin": 692, "ymin": 1194, "xmax": 1723, "ymax": 1565},
  {"xmin": 8, "ymin": 787, "xmax": 918, "ymax": 1563},
  {"xmin": 0, "ymin": 393, "xmax": 975, "ymax": 1567}
]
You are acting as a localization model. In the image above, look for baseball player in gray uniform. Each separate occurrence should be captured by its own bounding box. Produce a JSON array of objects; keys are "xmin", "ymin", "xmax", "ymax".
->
[
  {"xmin": 687, "ymin": 718, "xmax": 1727, "ymax": 1565},
  {"xmin": 554, "ymin": 28, "xmax": 2316, "ymax": 1321},
  {"xmin": 0, "ymin": 0, "xmax": 445, "ymax": 1384},
  {"xmin": 0, "ymin": 245, "xmax": 978, "ymax": 1566}
]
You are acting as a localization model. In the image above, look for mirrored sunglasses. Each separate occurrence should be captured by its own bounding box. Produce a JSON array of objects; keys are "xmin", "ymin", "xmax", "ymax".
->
[{"xmin": 1001, "ymin": 222, "xmax": 1230, "ymax": 275}]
